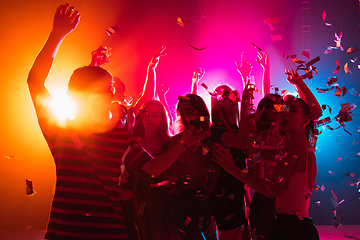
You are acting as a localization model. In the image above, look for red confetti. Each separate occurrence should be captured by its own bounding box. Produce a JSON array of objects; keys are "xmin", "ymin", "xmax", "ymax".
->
[
  {"xmin": 302, "ymin": 50, "xmax": 311, "ymax": 59},
  {"xmin": 333, "ymin": 60, "xmax": 340, "ymax": 73}
]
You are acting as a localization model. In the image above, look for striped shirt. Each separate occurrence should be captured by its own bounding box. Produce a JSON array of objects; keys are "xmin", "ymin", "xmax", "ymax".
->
[{"xmin": 40, "ymin": 121, "xmax": 151, "ymax": 240}]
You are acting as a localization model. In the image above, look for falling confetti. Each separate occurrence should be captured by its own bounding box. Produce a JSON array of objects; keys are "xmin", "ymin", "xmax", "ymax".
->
[
  {"xmin": 350, "ymin": 57, "xmax": 358, "ymax": 63},
  {"xmin": 344, "ymin": 63, "xmax": 352, "ymax": 74},
  {"xmin": 328, "ymin": 170, "xmax": 336, "ymax": 175},
  {"xmin": 320, "ymin": 185, "xmax": 325, "ymax": 191},
  {"xmin": 25, "ymin": 179, "xmax": 35, "ymax": 196},
  {"xmin": 349, "ymin": 87, "xmax": 359, "ymax": 96},
  {"xmin": 322, "ymin": 10, "xmax": 326, "ymax": 22},
  {"xmin": 177, "ymin": 17, "xmax": 185, "ymax": 27},
  {"xmin": 270, "ymin": 35, "xmax": 282, "ymax": 41},
  {"xmin": 327, "ymin": 76, "xmax": 338, "ymax": 86},
  {"xmin": 4, "ymin": 155, "xmax": 16, "ymax": 159},
  {"xmin": 337, "ymin": 157, "xmax": 342, "ymax": 162},
  {"xmin": 346, "ymin": 43, "xmax": 360, "ymax": 55},
  {"xmin": 105, "ymin": 26, "xmax": 119, "ymax": 36},
  {"xmin": 302, "ymin": 50, "xmax": 311, "ymax": 59},
  {"xmin": 333, "ymin": 60, "xmax": 340, "ymax": 73},
  {"xmin": 189, "ymin": 44, "xmax": 206, "ymax": 51}
]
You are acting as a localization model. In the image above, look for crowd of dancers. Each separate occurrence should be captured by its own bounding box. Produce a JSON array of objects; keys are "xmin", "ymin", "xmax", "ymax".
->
[{"xmin": 27, "ymin": 4, "xmax": 322, "ymax": 240}]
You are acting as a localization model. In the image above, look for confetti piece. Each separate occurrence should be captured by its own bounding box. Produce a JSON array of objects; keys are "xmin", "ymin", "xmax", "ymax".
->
[
  {"xmin": 270, "ymin": 35, "xmax": 282, "ymax": 41},
  {"xmin": 334, "ymin": 31, "xmax": 344, "ymax": 51},
  {"xmin": 265, "ymin": 17, "xmax": 281, "ymax": 24},
  {"xmin": 327, "ymin": 77, "xmax": 338, "ymax": 86},
  {"xmin": 325, "ymin": 23, "xmax": 332, "ymax": 26},
  {"xmin": 320, "ymin": 185, "xmax": 325, "ymax": 191},
  {"xmin": 350, "ymin": 57, "xmax": 358, "ymax": 63},
  {"xmin": 331, "ymin": 190, "xmax": 338, "ymax": 201},
  {"xmin": 4, "ymin": 155, "xmax": 16, "ymax": 159},
  {"xmin": 177, "ymin": 17, "xmax": 185, "ymax": 27},
  {"xmin": 333, "ymin": 60, "xmax": 340, "ymax": 73},
  {"xmin": 314, "ymin": 184, "xmax": 320, "ymax": 190},
  {"xmin": 184, "ymin": 216, "xmax": 191, "ymax": 226},
  {"xmin": 251, "ymin": 42, "xmax": 262, "ymax": 51},
  {"xmin": 26, "ymin": 179, "xmax": 35, "ymax": 196},
  {"xmin": 328, "ymin": 170, "xmax": 336, "ymax": 175},
  {"xmin": 353, "ymin": 140, "xmax": 359, "ymax": 145},
  {"xmin": 346, "ymin": 43, "xmax": 360, "ymax": 55},
  {"xmin": 321, "ymin": 104, "xmax": 332, "ymax": 114},
  {"xmin": 302, "ymin": 50, "xmax": 311, "ymax": 59},
  {"xmin": 337, "ymin": 157, "xmax": 342, "ymax": 162},
  {"xmin": 314, "ymin": 200, "xmax": 321, "ymax": 206},
  {"xmin": 351, "ymin": 88, "xmax": 360, "ymax": 96},
  {"xmin": 264, "ymin": 17, "xmax": 281, "ymax": 31},
  {"xmin": 105, "ymin": 26, "xmax": 119, "ymax": 36},
  {"xmin": 291, "ymin": 56, "xmax": 306, "ymax": 64},
  {"xmin": 344, "ymin": 172, "xmax": 355, "ymax": 177},
  {"xmin": 344, "ymin": 62, "xmax": 352, "ymax": 74},
  {"xmin": 315, "ymin": 117, "xmax": 331, "ymax": 128},
  {"xmin": 322, "ymin": 10, "xmax": 326, "ymax": 22},
  {"xmin": 335, "ymin": 86, "xmax": 341, "ymax": 97},
  {"xmin": 189, "ymin": 44, "xmax": 206, "ymax": 51}
]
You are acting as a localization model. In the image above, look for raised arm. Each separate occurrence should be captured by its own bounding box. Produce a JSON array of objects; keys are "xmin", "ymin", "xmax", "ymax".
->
[
  {"xmin": 191, "ymin": 68, "xmax": 205, "ymax": 95},
  {"xmin": 133, "ymin": 45, "xmax": 167, "ymax": 112},
  {"xmin": 89, "ymin": 46, "xmax": 112, "ymax": 67},
  {"xmin": 157, "ymin": 83, "xmax": 173, "ymax": 127},
  {"xmin": 257, "ymin": 51, "xmax": 270, "ymax": 97},
  {"xmin": 285, "ymin": 69, "xmax": 322, "ymax": 120},
  {"xmin": 235, "ymin": 52, "xmax": 253, "ymax": 91},
  {"xmin": 27, "ymin": 4, "xmax": 80, "ymax": 127}
]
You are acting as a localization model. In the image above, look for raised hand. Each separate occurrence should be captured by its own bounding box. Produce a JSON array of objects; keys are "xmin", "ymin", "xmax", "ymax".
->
[
  {"xmin": 52, "ymin": 3, "xmax": 80, "ymax": 36},
  {"xmin": 159, "ymin": 83, "xmax": 169, "ymax": 95},
  {"xmin": 192, "ymin": 68, "xmax": 205, "ymax": 83},
  {"xmin": 90, "ymin": 46, "xmax": 112, "ymax": 67},
  {"xmin": 236, "ymin": 52, "xmax": 253, "ymax": 79},
  {"xmin": 285, "ymin": 68, "xmax": 302, "ymax": 85},
  {"xmin": 256, "ymin": 51, "xmax": 269, "ymax": 69},
  {"xmin": 149, "ymin": 45, "xmax": 167, "ymax": 69}
]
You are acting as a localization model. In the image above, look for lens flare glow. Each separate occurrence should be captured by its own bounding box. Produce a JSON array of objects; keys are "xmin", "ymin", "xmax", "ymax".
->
[{"xmin": 50, "ymin": 91, "xmax": 77, "ymax": 123}]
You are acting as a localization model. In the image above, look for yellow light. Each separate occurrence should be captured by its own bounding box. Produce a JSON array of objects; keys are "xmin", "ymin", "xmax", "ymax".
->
[{"xmin": 50, "ymin": 90, "xmax": 77, "ymax": 123}]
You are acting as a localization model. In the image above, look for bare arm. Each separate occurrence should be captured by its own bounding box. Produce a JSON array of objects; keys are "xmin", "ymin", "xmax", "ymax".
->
[
  {"xmin": 257, "ymin": 51, "xmax": 270, "ymax": 97},
  {"xmin": 157, "ymin": 83, "xmax": 173, "ymax": 127},
  {"xmin": 141, "ymin": 127, "xmax": 211, "ymax": 178},
  {"xmin": 27, "ymin": 4, "xmax": 80, "ymax": 127},
  {"xmin": 212, "ymin": 136, "xmax": 306, "ymax": 198},
  {"xmin": 236, "ymin": 52, "xmax": 253, "ymax": 91},
  {"xmin": 133, "ymin": 46, "xmax": 166, "ymax": 112},
  {"xmin": 285, "ymin": 69, "xmax": 322, "ymax": 120},
  {"xmin": 191, "ymin": 68, "xmax": 205, "ymax": 95}
]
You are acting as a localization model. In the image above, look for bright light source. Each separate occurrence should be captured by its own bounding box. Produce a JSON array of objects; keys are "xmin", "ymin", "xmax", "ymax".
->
[{"xmin": 50, "ymin": 91, "xmax": 77, "ymax": 122}]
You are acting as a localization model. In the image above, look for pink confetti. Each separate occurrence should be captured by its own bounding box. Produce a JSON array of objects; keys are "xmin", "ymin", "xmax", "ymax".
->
[
  {"xmin": 322, "ymin": 10, "xmax": 326, "ymax": 22},
  {"xmin": 337, "ymin": 157, "xmax": 342, "ymax": 162},
  {"xmin": 328, "ymin": 170, "xmax": 336, "ymax": 174},
  {"xmin": 271, "ymin": 35, "xmax": 282, "ymax": 41},
  {"xmin": 320, "ymin": 185, "xmax": 325, "ymax": 191},
  {"xmin": 333, "ymin": 60, "xmax": 340, "ymax": 73}
]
